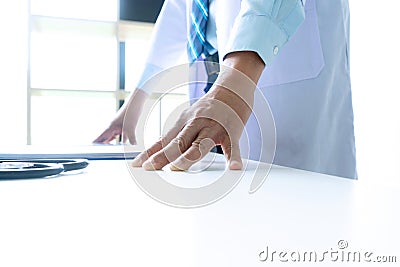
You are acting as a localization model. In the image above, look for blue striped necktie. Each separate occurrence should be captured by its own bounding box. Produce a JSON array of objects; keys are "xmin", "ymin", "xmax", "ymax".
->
[{"xmin": 187, "ymin": 0, "xmax": 210, "ymax": 62}]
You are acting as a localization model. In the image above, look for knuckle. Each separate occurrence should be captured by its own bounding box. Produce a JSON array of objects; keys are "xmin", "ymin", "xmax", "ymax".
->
[
  {"xmin": 158, "ymin": 137, "xmax": 169, "ymax": 148},
  {"xmin": 192, "ymin": 138, "xmax": 212, "ymax": 153},
  {"xmin": 172, "ymin": 136, "xmax": 188, "ymax": 152},
  {"xmin": 191, "ymin": 138, "xmax": 201, "ymax": 148}
]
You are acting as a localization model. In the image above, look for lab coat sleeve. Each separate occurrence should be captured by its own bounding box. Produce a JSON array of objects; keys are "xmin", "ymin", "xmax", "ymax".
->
[
  {"xmin": 224, "ymin": 0, "xmax": 306, "ymax": 66},
  {"xmin": 135, "ymin": 0, "xmax": 188, "ymax": 93}
]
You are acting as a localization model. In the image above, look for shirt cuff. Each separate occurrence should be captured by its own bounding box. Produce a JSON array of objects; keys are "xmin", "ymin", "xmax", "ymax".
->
[{"xmin": 224, "ymin": 4, "xmax": 305, "ymax": 66}]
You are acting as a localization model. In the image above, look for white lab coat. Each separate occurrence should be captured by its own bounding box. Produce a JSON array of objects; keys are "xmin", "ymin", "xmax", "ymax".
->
[{"xmin": 142, "ymin": 0, "xmax": 357, "ymax": 179}]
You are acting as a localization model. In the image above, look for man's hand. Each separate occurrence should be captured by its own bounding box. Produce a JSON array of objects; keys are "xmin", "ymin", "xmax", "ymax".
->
[
  {"xmin": 93, "ymin": 114, "xmax": 127, "ymax": 144},
  {"xmin": 93, "ymin": 89, "xmax": 148, "ymax": 144},
  {"xmin": 132, "ymin": 51, "xmax": 265, "ymax": 170}
]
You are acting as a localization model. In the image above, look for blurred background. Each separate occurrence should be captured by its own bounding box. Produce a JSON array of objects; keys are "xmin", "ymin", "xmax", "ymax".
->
[{"xmin": 0, "ymin": 0, "xmax": 187, "ymax": 148}]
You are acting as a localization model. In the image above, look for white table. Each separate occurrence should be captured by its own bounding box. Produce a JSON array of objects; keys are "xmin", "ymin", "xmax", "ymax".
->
[{"xmin": 0, "ymin": 157, "xmax": 398, "ymax": 267}]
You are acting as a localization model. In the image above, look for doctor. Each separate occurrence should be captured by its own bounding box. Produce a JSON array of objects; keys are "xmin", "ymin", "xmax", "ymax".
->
[{"xmin": 95, "ymin": 0, "xmax": 357, "ymax": 179}]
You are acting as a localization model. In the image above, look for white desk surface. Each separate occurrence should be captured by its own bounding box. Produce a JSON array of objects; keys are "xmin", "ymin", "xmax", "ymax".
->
[{"xmin": 0, "ymin": 157, "xmax": 398, "ymax": 267}]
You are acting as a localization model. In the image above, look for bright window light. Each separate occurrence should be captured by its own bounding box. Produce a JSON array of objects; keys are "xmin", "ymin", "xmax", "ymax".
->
[
  {"xmin": 30, "ymin": 31, "xmax": 117, "ymax": 91},
  {"xmin": 30, "ymin": 0, "xmax": 117, "ymax": 21}
]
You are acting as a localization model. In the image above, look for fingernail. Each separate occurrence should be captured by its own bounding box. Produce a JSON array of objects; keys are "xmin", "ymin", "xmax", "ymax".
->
[
  {"xmin": 229, "ymin": 160, "xmax": 242, "ymax": 170},
  {"xmin": 170, "ymin": 164, "xmax": 185, "ymax": 171}
]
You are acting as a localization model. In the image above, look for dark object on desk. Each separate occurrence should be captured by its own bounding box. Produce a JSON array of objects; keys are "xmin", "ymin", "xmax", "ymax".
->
[{"xmin": 0, "ymin": 159, "xmax": 89, "ymax": 179}]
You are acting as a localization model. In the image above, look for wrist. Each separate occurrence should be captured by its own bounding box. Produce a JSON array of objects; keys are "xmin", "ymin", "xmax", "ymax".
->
[
  {"xmin": 223, "ymin": 51, "xmax": 265, "ymax": 83},
  {"xmin": 211, "ymin": 52, "xmax": 262, "ymax": 105}
]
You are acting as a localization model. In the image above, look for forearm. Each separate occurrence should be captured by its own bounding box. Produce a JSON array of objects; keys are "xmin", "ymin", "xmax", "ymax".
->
[{"xmin": 119, "ymin": 88, "xmax": 149, "ymax": 122}]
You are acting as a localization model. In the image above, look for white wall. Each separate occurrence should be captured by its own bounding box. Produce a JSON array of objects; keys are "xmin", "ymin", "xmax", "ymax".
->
[{"xmin": 350, "ymin": 0, "xmax": 400, "ymax": 184}]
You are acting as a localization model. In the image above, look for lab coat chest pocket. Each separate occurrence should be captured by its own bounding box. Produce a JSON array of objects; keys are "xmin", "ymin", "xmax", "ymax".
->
[{"xmin": 258, "ymin": 0, "xmax": 324, "ymax": 87}]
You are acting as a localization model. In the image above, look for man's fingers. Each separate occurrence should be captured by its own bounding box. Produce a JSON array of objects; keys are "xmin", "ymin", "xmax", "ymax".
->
[
  {"xmin": 141, "ymin": 123, "xmax": 201, "ymax": 170},
  {"xmin": 170, "ymin": 130, "xmax": 242, "ymax": 171},
  {"xmin": 93, "ymin": 128, "xmax": 120, "ymax": 144},
  {"xmin": 132, "ymin": 125, "xmax": 180, "ymax": 167},
  {"xmin": 93, "ymin": 131, "xmax": 109, "ymax": 143},
  {"xmin": 132, "ymin": 120, "xmax": 191, "ymax": 168},
  {"xmin": 170, "ymin": 134, "xmax": 216, "ymax": 171},
  {"xmin": 131, "ymin": 139, "xmax": 163, "ymax": 167},
  {"xmin": 123, "ymin": 131, "xmax": 137, "ymax": 145},
  {"xmin": 221, "ymin": 139, "xmax": 243, "ymax": 170}
]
